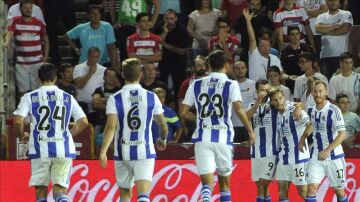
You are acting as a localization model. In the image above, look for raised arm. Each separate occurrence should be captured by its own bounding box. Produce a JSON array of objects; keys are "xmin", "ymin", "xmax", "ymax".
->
[{"xmin": 242, "ymin": 8, "xmax": 256, "ymax": 53}]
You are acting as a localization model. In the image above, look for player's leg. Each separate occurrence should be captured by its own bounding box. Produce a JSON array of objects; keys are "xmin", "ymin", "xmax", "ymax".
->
[
  {"xmin": 256, "ymin": 179, "xmax": 272, "ymax": 201},
  {"xmin": 29, "ymin": 158, "xmax": 51, "ymax": 201},
  {"xmin": 214, "ymin": 143, "xmax": 233, "ymax": 202},
  {"xmin": 296, "ymin": 185, "xmax": 307, "ymax": 200},
  {"xmin": 252, "ymin": 157, "xmax": 276, "ymax": 202},
  {"xmin": 51, "ymin": 158, "xmax": 73, "ymax": 202},
  {"xmin": 305, "ymin": 159, "xmax": 326, "ymax": 202},
  {"xmin": 292, "ymin": 163, "xmax": 308, "ymax": 199},
  {"xmin": 195, "ymin": 142, "xmax": 216, "ymax": 202},
  {"xmin": 277, "ymin": 181, "xmax": 290, "ymax": 201},
  {"xmin": 327, "ymin": 158, "xmax": 348, "ymax": 202},
  {"xmin": 275, "ymin": 164, "xmax": 291, "ymax": 201},
  {"xmin": 134, "ymin": 159, "xmax": 155, "ymax": 202},
  {"xmin": 115, "ymin": 160, "xmax": 135, "ymax": 202}
]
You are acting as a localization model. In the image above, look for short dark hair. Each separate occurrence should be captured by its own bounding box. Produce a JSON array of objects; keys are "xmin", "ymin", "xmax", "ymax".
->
[
  {"xmin": 339, "ymin": 51, "xmax": 353, "ymax": 61},
  {"xmin": 196, "ymin": 0, "xmax": 213, "ymax": 10},
  {"xmin": 287, "ymin": 26, "xmax": 300, "ymax": 36},
  {"xmin": 164, "ymin": 9, "xmax": 177, "ymax": 16},
  {"xmin": 136, "ymin": 12, "xmax": 150, "ymax": 23},
  {"xmin": 88, "ymin": 47, "xmax": 100, "ymax": 55},
  {"xmin": 122, "ymin": 58, "xmax": 142, "ymax": 82},
  {"xmin": 104, "ymin": 68, "xmax": 116, "ymax": 77},
  {"xmin": 208, "ymin": 50, "xmax": 228, "ymax": 71},
  {"xmin": 88, "ymin": 4, "xmax": 103, "ymax": 14},
  {"xmin": 336, "ymin": 93, "xmax": 349, "ymax": 102},
  {"xmin": 217, "ymin": 17, "xmax": 228, "ymax": 25},
  {"xmin": 38, "ymin": 63, "xmax": 57, "ymax": 82},
  {"xmin": 298, "ymin": 52, "xmax": 316, "ymax": 63},
  {"xmin": 255, "ymin": 79, "xmax": 269, "ymax": 90},
  {"xmin": 59, "ymin": 63, "xmax": 73, "ymax": 73},
  {"xmin": 267, "ymin": 66, "xmax": 281, "ymax": 75},
  {"xmin": 19, "ymin": 0, "xmax": 32, "ymax": 8}
]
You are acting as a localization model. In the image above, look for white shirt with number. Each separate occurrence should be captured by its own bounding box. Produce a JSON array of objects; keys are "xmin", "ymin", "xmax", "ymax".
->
[
  {"xmin": 13, "ymin": 86, "xmax": 86, "ymax": 159},
  {"xmin": 183, "ymin": 72, "xmax": 242, "ymax": 145},
  {"xmin": 106, "ymin": 84, "xmax": 164, "ymax": 161}
]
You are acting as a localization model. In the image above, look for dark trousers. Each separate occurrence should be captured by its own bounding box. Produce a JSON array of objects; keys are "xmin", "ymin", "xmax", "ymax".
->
[
  {"xmin": 320, "ymin": 57, "xmax": 340, "ymax": 80},
  {"xmin": 314, "ymin": 35, "xmax": 322, "ymax": 58},
  {"xmin": 233, "ymin": 126, "xmax": 249, "ymax": 143},
  {"xmin": 114, "ymin": 25, "xmax": 137, "ymax": 61}
]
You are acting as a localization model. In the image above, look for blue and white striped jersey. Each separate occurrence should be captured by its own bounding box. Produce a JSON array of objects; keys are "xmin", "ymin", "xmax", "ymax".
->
[
  {"xmin": 183, "ymin": 72, "xmax": 242, "ymax": 145},
  {"xmin": 106, "ymin": 84, "xmax": 163, "ymax": 161},
  {"xmin": 13, "ymin": 86, "xmax": 86, "ymax": 159},
  {"xmin": 277, "ymin": 102, "xmax": 310, "ymax": 165},
  {"xmin": 308, "ymin": 101, "xmax": 346, "ymax": 160},
  {"xmin": 248, "ymin": 101, "xmax": 279, "ymax": 158}
]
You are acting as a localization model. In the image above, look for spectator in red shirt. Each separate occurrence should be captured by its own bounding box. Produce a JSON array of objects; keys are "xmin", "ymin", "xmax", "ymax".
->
[
  {"xmin": 3, "ymin": 0, "xmax": 49, "ymax": 100},
  {"xmin": 221, "ymin": 0, "xmax": 249, "ymax": 29},
  {"xmin": 208, "ymin": 17, "xmax": 240, "ymax": 65},
  {"xmin": 127, "ymin": 12, "xmax": 162, "ymax": 64}
]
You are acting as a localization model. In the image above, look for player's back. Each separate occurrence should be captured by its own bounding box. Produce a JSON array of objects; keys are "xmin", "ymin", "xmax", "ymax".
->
[
  {"xmin": 108, "ymin": 84, "xmax": 162, "ymax": 161},
  {"xmin": 186, "ymin": 72, "xmax": 241, "ymax": 145},
  {"xmin": 20, "ymin": 86, "xmax": 79, "ymax": 159}
]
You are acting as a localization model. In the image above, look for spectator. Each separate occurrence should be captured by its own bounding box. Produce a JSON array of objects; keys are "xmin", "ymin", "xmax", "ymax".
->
[
  {"xmin": 267, "ymin": 66, "xmax": 293, "ymax": 101},
  {"xmin": 73, "ymin": 47, "xmax": 106, "ymax": 116},
  {"xmin": 296, "ymin": 0, "xmax": 328, "ymax": 56},
  {"xmin": 127, "ymin": 13, "xmax": 162, "ymax": 64},
  {"xmin": 178, "ymin": 55, "xmax": 207, "ymax": 141},
  {"xmin": 294, "ymin": 52, "xmax": 328, "ymax": 105},
  {"xmin": 273, "ymin": 0, "xmax": 316, "ymax": 52},
  {"xmin": 208, "ymin": 17, "xmax": 240, "ymax": 65},
  {"xmin": 6, "ymin": 0, "xmax": 45, "ymax": 24},
  {"xmin": 231, "ymin": 61, "xmax": 257, "ymax": 143},
  {"xmin": 56, "ymin": 63, "xmax": 77, "ymax": 98},
  {"xmin": 3, "ymin": 0, "xmax": 49, "ymax": 99},
  {"xmin": 43, "ymin": 0, "xmax": 76, "ymax": 64},
  {"xmin": 65, "ymin": 5, "xmax": 119, "ymax": 72},
  {"xmin": 243, "ymin": 8, "xmax": 284, "ymax": 82},
  {"xmin": 155, "ymin": 9, "xmax": 191, "ymax": 98},
  {"xmin": 316, "ymin": 0, "xmax": 353, "ymax": 79},
  {"xmin": 187, "ymin": 0, "xmax": 221, "ymax": 49},
  {"xmin": 328, "ymin": 52, "xmax": 360, "ymax": 113},
  {"xmin": 152, "ymin": 88, "xmax": 183, "ymax": 143},
  {"xmin": 236, "ymin": 0, "xmax": 274, "ymax": 62},
  {"xmin": 336, "ymin": 94, "xmax": 360, "ymax": 147},
  {"xmin": 220, "ymin": 0, "xmax": 249, "ymax": 29},
  {"xmin": 153, "ymin": 0, "xmax": 182, "ymax": 28},
  {"xmin": 110, "ymin": 0, "xmax": 160, "ymax": 61},
  {"xmin": 281, "ymin": 26, "xmax": 314, "ymax": 91},
  {"xmin": 258, "ymin": 29, "xmax": 281, "ymax": 58}
]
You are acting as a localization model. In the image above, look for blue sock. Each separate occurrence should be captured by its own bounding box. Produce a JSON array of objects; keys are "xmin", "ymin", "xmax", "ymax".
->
[
  {"xmin": 220, "ymin": 191, "xmax": 231, "ymax": 202},
  {"xmin": 36, "ymin": 199, "xmax": 47, "ymax": 202},
  {"xmin": 256, "ymin": 196, "xmax": 265, "ymax": 202},
  {"xmin": 305, "ymin": 195, "xmax": 317, "ymax": 202},
  {"xmin": 279, "ymin": 200, "xmax": 289, "ymax": 202},
  {"xmin": 265, "ymin": 195, "xmax": 271, "ymax": 202},
  {"xmin": 137, "ymin": 193, "xmax": 150, "ymax": 202},
  {"xmin": 338, "ymin": 195, "xmax": 348, "ymax": 202},
  {"xmin": 201, "ymin": 185, "xmax": 212, "ymax": 202},
  {"xmin": 54, "ymin": 193, "xmax": 70, "ymax": 202}
]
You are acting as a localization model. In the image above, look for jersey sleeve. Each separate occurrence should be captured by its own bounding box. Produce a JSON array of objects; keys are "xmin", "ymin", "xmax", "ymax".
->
[
  {"xmin": 126, "ymin": 36, "xmax": 135, "ymax": 54},
  {"xmin": 106, "ymin": 95, "xmax": 117, "ymax": 115},
  {"xmin": 332, "ymin": 106, "xmax": 346, "ymax": 132},
  {"xmin": 328, "ymin": 78, "xmax": 336, "ymax": 100},
  {"xmin": 105, "ymin": 22, "xmax": 116, "ymax": 44},
  {"xmin": 13, "ymin": 94, "xmax": 31, "ymax": 117},
  {"xmin": 73, "ymin": 65, "xmax": 85, "ymax": 79},
  {"xmin": 66, "ymin": 24, "xmax": 83, "ymax": 39},
  {"xmin": 7, "ymin": 17, "xmax": 16, "ymax": 31},
  {"xmin": 316, "ymin": 13, "xmax": 324, "ymax": 25},
  {"xmin": 273, "ymin": 11, "xmax": 282, "ymax": 29},
  {"xmin": 154, "ymin": 36, "xmax": 162, "ymax": 54},
  {"xmin": 71, "ymin": 96, "xmax": 86, "ymax": 121},
  {"xmin": 167, "ymin": 109, "xmax": 181, "ymax": 129},
  {"xmin": 300, "ymin": 8, "xmax": 310, "ymax": 25},
  {"xmin": 39, "ymin": 21, "xmax": 47, "ymax": 37},
  {"xmin": 182, "ymin": 82, "xmax": 195, "ymax": 106},
  {"xmin": 230, "ymin": 81, "xmax": 242, "ymax": 103},
  {"xmin": 153, "ymin": 94, "xmax": 164, "ymax": 115},
  {"xmin": 298, "ymin": 110, "xmax": 310, "ymax": 126}
]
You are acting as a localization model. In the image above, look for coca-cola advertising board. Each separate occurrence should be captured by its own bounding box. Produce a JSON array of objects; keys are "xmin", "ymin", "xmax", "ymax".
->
[{"xmin": 1, "ymin": 159, "xmax": 360, "ymax": 202}]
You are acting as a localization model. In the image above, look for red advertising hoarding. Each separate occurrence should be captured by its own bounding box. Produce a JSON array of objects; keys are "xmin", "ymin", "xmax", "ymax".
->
[{"xmin": 1, "ymin": 159, "xmax": 360, "ymax": 202}]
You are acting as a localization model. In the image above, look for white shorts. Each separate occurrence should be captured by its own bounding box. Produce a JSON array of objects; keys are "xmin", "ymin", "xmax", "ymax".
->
[
  {"xmin": 307, "ymin": 158, "xmax": 346, "ymax": 189},
  {"xmin": 29, "ymin": 158, "xmax": 72, "ymax": 188},
  {"xmin": 194, "ymin": 142, "xmax": 233, "ymax": 176},
  {"xmin": 114, "ymin": 159, "xmax": 155, "ymax": 189},
  {"xmin": 251, "ymin": 156, "xmax": 277, "ymax": 181},
  {"xmin": 15, "ymin": 63, "xmax": 41, "ymax": 93},
  {"xmin": 275, "ymin": 163, "xmax": 307, "ymax": 185}
]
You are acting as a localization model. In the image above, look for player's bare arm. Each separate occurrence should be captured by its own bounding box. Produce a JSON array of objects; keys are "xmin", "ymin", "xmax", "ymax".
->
[
  {"xmin": 99, "ymin": 114, "xmax": 118, "ymax": 168},
  {"xmin": 318, "ymin": 130, "xmax": 347, "ymax": 160},
  {"xmin": 179, "ymin": 104, "xmax": 197, "ymax": 123},
  {"xmin": 14, "ymin": 115, "xmax": 28, "ymax": 143},
  {"xmin": 299, "ymin": 122, "xmax": 313, "ymax": 153},
  {"xmin": 70, "ymin": 117, "xmax": 88, "ymax": 137},
  {"xmin": 154, "ymin": 114, "xmax": 168, "ymax": 151}
]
